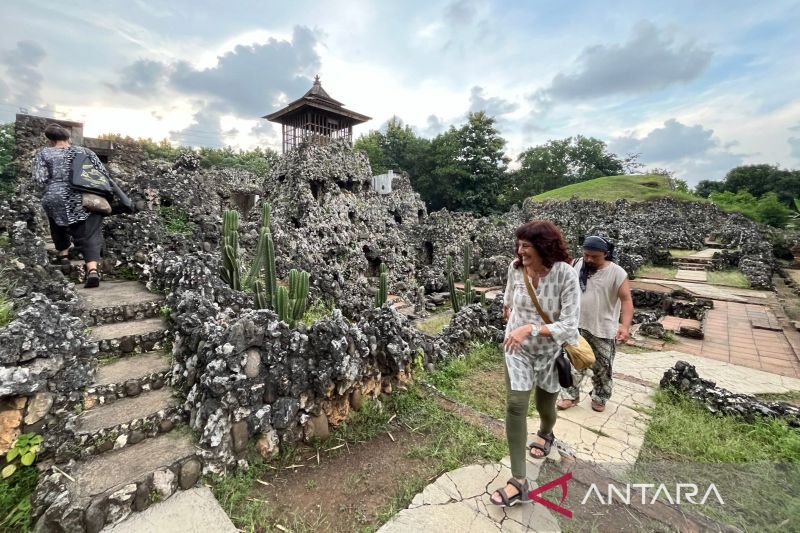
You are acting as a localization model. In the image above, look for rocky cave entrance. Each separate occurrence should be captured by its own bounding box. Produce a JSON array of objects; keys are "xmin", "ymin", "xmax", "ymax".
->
[
  {"xmin": 418, "ymin": 209, "xmax": 424, "ymax": 223},
  {"xmin": 363, "ymin": 245, "xmax": 382, "ymax": 277},
  {"xmin": 423, "ymin": 241, "xmax": 434, "ymax": 265},
  {"xmin": 393, "ymin": 212, "xmax": 402, "ymax": 225},
  {"xmin": 310, "ymin": 181, "xmax": 323, "ymax": 202},
  {"xmin": 230, "ymin": 192, "xmax": 257, "ymax": 217}
]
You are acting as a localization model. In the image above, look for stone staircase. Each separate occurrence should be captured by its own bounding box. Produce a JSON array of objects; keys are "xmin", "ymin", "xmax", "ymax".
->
[
  {"xmin": 673, "ymin": 248, "xmax": 718, "ymax": 283},
  {"xmin": 39, "ymin": 276, "xmax": 203, "ymax": 532}
]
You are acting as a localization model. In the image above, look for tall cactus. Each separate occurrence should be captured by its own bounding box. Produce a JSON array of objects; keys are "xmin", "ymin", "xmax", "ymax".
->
[
  {"xmin": 243, "ymin": 203, "xmax": 274, "ymax": 289},
  {"xmin": 221, "ymin": 210, "xmax": 241, "ymax": 290},
  {"xmin": 220, "ymin": 203, "xmax": 309, "ymax": 325},
  {"xmin": 447, "ymin": 256, "xmax": 461, "ymax": 313},
  {"xmin": 462, "ymin": 242, "xmax": 476, "ymax": 305},
  {"xmin": 462, "ymin": 242, "xmax": 472, "ymax": 282},
  {"xmin": 274, "ymin": 286, "xmax": 290, "ymax": 323},
  {"xmin": 254, "ymin": 279, "xmax": 269, "ymax": 309},
  {"xmin": 288, "ymin": 269, "xmax": 310, "ymax": 322},
  {"xmin": 374, "ymin": 263, "xmax": 388, "ymax": 308}
]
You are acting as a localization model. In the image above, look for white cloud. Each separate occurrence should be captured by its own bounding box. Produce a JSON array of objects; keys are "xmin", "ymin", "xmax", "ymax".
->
[
  {"xmin": 611, "ymin": 119, "xmax": 744, "ymax": 184},
  {"xmin": 539, "ymin": 21, "xmax": 711, "ymax": 101}
]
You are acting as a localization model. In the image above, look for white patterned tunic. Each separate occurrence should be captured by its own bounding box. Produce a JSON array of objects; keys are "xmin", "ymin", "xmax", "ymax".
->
[{"xmin": 503, "ymin": 260, "xmax": 581, "ymax": 393}]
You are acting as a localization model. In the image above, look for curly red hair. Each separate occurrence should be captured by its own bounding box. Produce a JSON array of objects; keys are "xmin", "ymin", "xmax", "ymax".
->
[{"xmin": 513, "ymin": 220, "xmax": 572, "ymax": 269}]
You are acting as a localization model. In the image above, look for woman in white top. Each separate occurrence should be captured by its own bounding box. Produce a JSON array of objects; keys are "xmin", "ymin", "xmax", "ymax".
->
[{"xmin": 490, "ymin": 220, "xmax": 581, "ymax": 507}]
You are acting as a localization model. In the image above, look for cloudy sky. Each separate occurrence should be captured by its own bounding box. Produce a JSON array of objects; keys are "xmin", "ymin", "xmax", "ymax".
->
[{"xmin": 1, "ymin": 0, "xmax": 799, "ymax": 185}]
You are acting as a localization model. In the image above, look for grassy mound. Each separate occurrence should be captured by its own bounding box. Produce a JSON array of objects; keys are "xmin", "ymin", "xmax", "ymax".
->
[{"xmin": 531, "ymin": 174, "xmax": 702, "ymax": 203}]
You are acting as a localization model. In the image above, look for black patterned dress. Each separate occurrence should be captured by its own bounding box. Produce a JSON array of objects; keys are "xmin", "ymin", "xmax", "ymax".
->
[{"xmin": 32, "ymin": 146, "xmax": 106, "ymax": 226}]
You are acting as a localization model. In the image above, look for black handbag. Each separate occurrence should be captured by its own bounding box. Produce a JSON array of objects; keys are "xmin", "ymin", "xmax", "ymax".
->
[{"xmin": 555, "ymin": 349, "xmax": 574, "ymax": 388}]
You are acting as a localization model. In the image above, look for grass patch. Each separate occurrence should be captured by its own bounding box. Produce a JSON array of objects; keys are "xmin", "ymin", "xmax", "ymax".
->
[
  {"xmin": 415, "ymin": 312, "xmax": 453, "ymax": 336},
  {"xmin": 112, "ymin": 266, "xmax": 140, "ymax": 281},
  {"xmin": 159, "ymin": 206, "xmax": 195, "ymax": 236},
  {"xmin": 707, "ymin": 269, "xmax": 750, "ymax": 288},
  {"xmin": 0, "ymin": 466, "xmax": 38, "ymax": 532},
  {"xmin": 640, "ymin": 389, "xmax": 800, "ymax": 463},
  {"xmin": 531, "ymin": 175, "xmax": 704, "ymax": 203},
  {"xmin": 754, "ymin": 391, "xmax": 800, "ymax": 404},
  {"xmin": 0, "ymin": 293, "xmax": 12, "ymax": 328},
  {"xmin": 634, "ymin": 264, "xmax": 677, "ymax": 280},
  {"xmin": 616, "ymin": 344, "xmax": 651, "ymax": 355},
  {"xmin": 300, "ymin": 299, "xmax": 335, "ymax": 327},
  {"xmin": 211, "ymin": 385, "xmax": 505, "ymax": 533},
  {"xmin": 0, "ymin": 265, "xmax": 13, "ymax": 327},
  {"xmin": 635, "ymin": 389, "xmax": 800, "ymax": 531},
  {"xmin": 424, "ymin": 342, "xmax": 531, "ymax": 418}
]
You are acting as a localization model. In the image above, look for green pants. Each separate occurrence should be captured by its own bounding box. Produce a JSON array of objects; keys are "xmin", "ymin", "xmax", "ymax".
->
[{"xmin": 505, "ymin": 368, "xmax": 558, "ymax": 479}]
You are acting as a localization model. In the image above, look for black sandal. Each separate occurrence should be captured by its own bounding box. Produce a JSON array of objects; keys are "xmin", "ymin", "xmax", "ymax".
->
[
  {"xmin": 84, "ymin": 268, "xmax": 100, "ymax": 289},
  {"xmin": 491, "ymin": 478, "xmax": 530, "ymax": 507},
  {"xmin": 528, "ymin": 431, "xmax": 555, "ymax": 459}
]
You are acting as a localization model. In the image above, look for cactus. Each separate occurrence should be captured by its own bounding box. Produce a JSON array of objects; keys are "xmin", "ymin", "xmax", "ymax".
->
[
  {"xmin": 374, "ymin": 263, "xmax": 388, "ymax": 307},
  {"xmin": 275, "ymin": 286, "xmax": 290, "ymax": 323},
  {"xmin": 254, "ymin": 279, "xmax": 269, "ymax": 309},
  {"xmin": 480, "ymin": 291, "xmax": 487, "ymax": 306},
  {"xmin": 464, "ymin": 278, "xmax": 476, "ymax": 306},
  {"xmin": 220, "ymin": 210, "xmax": 241, "ymax": 290},
  {"xmin": 243, "ymin": 203, "xmax": 274, "ymax": 289},
  {"xmin": 220, "ymin": 203, "xmax": 309, "ymax": 325},
  {"xmin": 288, "ymin": 269, "xmax": 310, "ymax": 322},
  {"xmin": 447, "ymin": 256, "xmax": 462, "ymax": 313},
  {"xmin": 462, "ymin": 242, "xmax": 472, "ymax": 282}
]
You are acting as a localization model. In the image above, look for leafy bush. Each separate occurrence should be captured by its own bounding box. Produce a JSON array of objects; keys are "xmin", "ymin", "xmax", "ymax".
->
[
  {"xmin": 709, "ymin": 190, "xmax": 790, "ymax": 227},
  {"xmin": 159, "ymin": 206, "xmax": 195, "ymax": 235},
  {"xmin": 2, "ymin": 433, "xmax": 42, "ymax": 479}
]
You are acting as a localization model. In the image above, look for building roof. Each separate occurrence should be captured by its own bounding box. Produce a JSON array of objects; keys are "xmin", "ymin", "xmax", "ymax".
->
[{"xmin": 263, "ymin": 76, "xmax": 371, "ymax": 124}]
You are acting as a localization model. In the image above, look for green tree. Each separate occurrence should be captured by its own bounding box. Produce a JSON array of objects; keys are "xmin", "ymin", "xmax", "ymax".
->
[
  {"xmin": 709, "ymin": 190, "xmax": 789, "ymax": 227},
  {"xmin": 354, "ymin": 116, "xmax": 430, "ymax": 179},
  {"xmin": 722, "ymin": 164, "xmax": 800, "ymax": 206},
  {"xmin": 695, "ymin": 179, "xmax": 725, "ymax": 198},
  {"xmin": 755, "ymin": 192, "xmax": 790, "ymax": 227},
  {"xmin": 418, "ymin": 112, "xmax": 509, "ymax": 215},
  {"xmin": 509, "ymin": 135, "xmax": 624, "ymax": 202}
]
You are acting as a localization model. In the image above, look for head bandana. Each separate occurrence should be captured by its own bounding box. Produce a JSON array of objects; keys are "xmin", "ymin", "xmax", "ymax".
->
[{"xmin": 578, "ymin": 236, "xmax": 614, "ymax": 292}]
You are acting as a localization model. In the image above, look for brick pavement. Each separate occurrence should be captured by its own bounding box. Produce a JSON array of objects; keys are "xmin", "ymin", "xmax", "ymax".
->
[{"xmin": 673, "ymin": 300, "xmax": 800, "ymax": 378}]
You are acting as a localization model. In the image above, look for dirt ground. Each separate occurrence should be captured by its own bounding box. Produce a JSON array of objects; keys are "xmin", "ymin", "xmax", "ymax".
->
[{"xmin": 251, "ymin": 429, "xmax": 437, "ymax": 533}]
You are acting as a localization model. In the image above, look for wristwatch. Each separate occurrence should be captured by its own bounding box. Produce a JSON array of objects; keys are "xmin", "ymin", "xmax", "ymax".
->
[{"xmin": 530, "ymin": 324, "xmax": 540, "ymax": 337}]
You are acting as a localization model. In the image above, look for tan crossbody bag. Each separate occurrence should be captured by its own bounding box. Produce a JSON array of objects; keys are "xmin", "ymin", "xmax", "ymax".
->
[{"xmin": 523, "ymin": 271, "xmax": 595, "ymax": 370}]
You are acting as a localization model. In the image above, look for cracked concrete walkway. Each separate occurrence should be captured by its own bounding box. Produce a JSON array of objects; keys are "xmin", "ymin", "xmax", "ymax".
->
[{"xmin": 382, "ymin": 349, "xmax": 800, "ymax": 532}]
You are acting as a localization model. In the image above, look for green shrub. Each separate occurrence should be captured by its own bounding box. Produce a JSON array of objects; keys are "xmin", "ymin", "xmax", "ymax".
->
[
  {"xmin": 159, "ymin": 206, "xmax": 194, "ymax": 235},
  {"xmin": 709, "ymin": 190, "xmax": 790, "ymax": 227}
]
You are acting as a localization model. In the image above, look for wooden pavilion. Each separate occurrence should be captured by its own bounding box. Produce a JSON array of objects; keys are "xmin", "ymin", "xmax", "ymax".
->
[{"xmin": 263, "ymin": 76, "xmax": 371, "ymax": 153}]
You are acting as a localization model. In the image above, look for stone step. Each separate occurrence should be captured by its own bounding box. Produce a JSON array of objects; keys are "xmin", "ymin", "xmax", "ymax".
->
[
  {"xmin": 90, "ymin": 318, "xmax": 169, "ymax": 356},
  {"xmin": 673, "ymin": 262, "xmax": 707, "ymax": 271},
  {"xmin": 61, "ymin": 432, "xmax": 202, "ymax": 531},
  {"xmin": 75, "ymin": 386, "xmax": 182, "ymax": 457},
  {"xmin": 77, "ymin": 281, "xmax": 165, "ymax": 326},
  {"xmin": 86, "ymin": 351, "xmax": 173, "ymax": 406}
]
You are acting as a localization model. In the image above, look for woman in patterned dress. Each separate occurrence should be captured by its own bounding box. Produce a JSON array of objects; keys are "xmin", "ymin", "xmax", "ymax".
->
[
  {"xmin": 32, "ymin": 124, "xmax": 107, "ymax": 288},
  {"xmin": 490, "ymin": 220, "xmax": 580, "ymax": 507}
]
